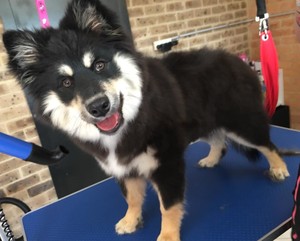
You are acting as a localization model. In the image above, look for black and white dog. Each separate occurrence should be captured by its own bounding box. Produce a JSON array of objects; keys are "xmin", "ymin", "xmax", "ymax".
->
[{"xmin": 2, "ymin": 0, "xmax": 291, "ymax": 240}]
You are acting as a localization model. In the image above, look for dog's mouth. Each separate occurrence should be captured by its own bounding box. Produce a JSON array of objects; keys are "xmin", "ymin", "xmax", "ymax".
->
[{"xmin": 95, "ymin": 111, "xmax": 123, "ymax": 134}]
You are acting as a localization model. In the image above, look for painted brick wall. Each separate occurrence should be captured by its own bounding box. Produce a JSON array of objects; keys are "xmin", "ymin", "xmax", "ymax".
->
[
  {"xmin": 0, "ymin": 19, "xmax": 57, "ymax": 236},
  {"xmin": 248, "ymin": 0, "xmax": 300, "ymax": 129},
  {"xmin": 126, "ymin": 0, "xmax": 250, "ymax": 55},
  {"xmin": 126, "ymin": 0, "xmax": 299, "ymax": 128}
]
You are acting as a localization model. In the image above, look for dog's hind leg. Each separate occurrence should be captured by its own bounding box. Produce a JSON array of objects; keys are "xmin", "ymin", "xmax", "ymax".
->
[
  {"xmin": 257, "ymin": 144, "xmax": 290, "ymax": 181},
  {"xmin": 198, "ymin": 130, "xmax": 227, "ymax": 168},
  {"xmin": 227, "ymin": 132, "xmax": 290, "ymax": 181},
  {"xmin": 115, "ymin": 177, "xmax": 146, "ymax": 234}
]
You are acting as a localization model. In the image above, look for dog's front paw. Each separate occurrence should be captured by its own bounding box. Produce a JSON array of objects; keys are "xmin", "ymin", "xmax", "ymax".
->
[
  {"xmin": 198, "ymin": 156, "xmax": 219, "ymax": 168},
  {"xmin": 157, "ymin": 233, "xmax": 180, "ymax": 241},
  {"xmin": 268, "ymin": 167, "xmax": 290, "ymax": 181},
  {"xmin": 115, "ymin": 216, "xmax": 142, "ymax": 234}
]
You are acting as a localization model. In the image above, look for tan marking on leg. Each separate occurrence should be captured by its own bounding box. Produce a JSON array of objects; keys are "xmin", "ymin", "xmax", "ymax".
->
[
  {"xmin": 199, "ymin": 131, "xmax": 226, "ymax": 168},
  {"xmin": 154, "ymin": 187, "xmax": 183, "ymax": 241},
  {"xmin": 258, "ymin": 147, "xmax": 290, "ymax": 181},
  {"xmin": 115, "ymin": 178, "xmax": 146, "ymax": 234},
  {"xmin": 157, "ymin": 203, "xmax": 183, "ymax": 241},
  {"xmin": 199, "ymin": 143, "xmax": 224, "ymax": 168}
]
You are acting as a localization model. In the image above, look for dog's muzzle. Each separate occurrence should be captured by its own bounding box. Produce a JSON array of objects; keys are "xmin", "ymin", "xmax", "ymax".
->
[
  {"xmin": 86, "ymin": 95, "xmax": 110, "ymax": 118},
  {"xmin": 85, "ymin": 94, "xmax": 124, "ymax": 134}
]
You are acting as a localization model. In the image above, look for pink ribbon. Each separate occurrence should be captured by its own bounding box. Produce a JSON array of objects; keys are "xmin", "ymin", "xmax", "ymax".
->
[{"xmin": 35, "ymin": 0, "xmax": 50, "ymax": 28}]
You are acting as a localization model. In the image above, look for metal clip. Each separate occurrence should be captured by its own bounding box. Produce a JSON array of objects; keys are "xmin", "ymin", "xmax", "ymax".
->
[{"xmin": 256, "ymin": 13, "xmax": 269, "ymax": 41}]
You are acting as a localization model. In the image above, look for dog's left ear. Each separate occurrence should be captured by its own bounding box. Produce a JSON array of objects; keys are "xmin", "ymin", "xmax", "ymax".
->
[{"xmin": 59, "ymin": 0, "xmax": 122, "ymax": 37}]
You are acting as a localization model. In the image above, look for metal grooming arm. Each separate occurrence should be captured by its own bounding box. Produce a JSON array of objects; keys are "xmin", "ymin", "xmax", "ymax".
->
[{"xmin": 0, "ymin": 132, "xmax": 68, "ymax": 165}]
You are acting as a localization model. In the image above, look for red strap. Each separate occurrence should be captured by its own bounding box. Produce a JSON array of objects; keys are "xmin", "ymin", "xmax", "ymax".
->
[{"xmin": 260, "ymin": 30, "xmax": 279, "ymax": 117}]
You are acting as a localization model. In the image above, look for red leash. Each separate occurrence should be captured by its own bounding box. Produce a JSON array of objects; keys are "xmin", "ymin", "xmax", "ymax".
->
[
  {"xmin": 256, "ymin": 0, "xmax": 279, "ymax": 117},
  {"xmin": 260, "ymin": 30, "xmax": 279, "ymax": 117}
]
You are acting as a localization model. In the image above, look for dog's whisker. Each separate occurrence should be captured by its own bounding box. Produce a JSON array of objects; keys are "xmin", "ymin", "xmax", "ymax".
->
[
  {"xmin": 124, "ymin": 94, "xmax": 141, "ymax": 98},
  {"xmin": 124, "ymin": 94, "xmax": 141, "ymax": 100}
]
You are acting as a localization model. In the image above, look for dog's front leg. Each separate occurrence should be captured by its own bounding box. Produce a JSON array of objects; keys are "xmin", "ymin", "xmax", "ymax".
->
[
  {"xmin": 151, "ymin": 165, "xmax": 185, "ymax": 241},
  {"xmin": 156, "ymin": 201, "xmax": 184, "ymax": 241},
  {"xmin": 115, "ymin": 177, "xmax": 146, "ymax": 234}
]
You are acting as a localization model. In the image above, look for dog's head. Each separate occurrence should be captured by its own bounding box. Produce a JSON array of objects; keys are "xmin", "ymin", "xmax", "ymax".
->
[{"xmin": 3, "ymin": 0, "xmax": 143, "ymax": 144}]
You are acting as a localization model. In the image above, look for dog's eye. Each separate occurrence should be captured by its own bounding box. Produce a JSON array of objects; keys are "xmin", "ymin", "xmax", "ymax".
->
[
  {"xmin": 94, "ymin": 60, "xmax": 106, "ymax": 73},
  {"xmin": 62, "ymin": 78, "xmax": 72, "ymax": 88}
]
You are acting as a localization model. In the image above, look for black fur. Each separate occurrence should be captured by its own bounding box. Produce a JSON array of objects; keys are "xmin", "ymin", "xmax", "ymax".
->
[{"xmin": 161, "ymin": 49, "xmax": 270, "ymax": 144}]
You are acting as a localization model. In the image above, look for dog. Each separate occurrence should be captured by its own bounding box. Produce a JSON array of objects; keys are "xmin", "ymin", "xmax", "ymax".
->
[{"xmin": 2, "ymin": 0, "xmax": 292, "ymax": 240}]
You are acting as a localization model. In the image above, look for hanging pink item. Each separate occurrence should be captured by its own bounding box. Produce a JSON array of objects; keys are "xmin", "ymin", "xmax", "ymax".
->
[
  {"xmin": 35, "ymin": 0, "xmax": 50, "ymax": 28},
  {"xmin": 256, "ymin": 0, "xmax": 279, "ymax": 117},
  {"xmin": 260, "ymin": 30, "xmax": 279, "ymax": 117}
]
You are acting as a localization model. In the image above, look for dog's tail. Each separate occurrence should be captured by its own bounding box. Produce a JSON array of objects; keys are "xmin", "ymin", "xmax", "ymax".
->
[
  {"xmin": 230, "ymin": 141, "xmax": 261, "ymax": 161},
  {"xmin": 230, "ymin": 141, "xmax": 300, "ymax": 161},
  {"xmin": 271, "ymin": 141, "xmax": 300, "ymax": 157},
  {"xmin": 277, "ymin": 149, "xmax": 300, "ymax": 156}
]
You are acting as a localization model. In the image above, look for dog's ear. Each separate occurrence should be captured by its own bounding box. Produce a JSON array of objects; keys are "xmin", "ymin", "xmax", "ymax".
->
[
  {"xmin": 59, "ymin": 0, "xmax": 122, "ymax": 37},
  {"xmin": 2, "ymin": 29, "xmax": 51, "ymax": 87}
]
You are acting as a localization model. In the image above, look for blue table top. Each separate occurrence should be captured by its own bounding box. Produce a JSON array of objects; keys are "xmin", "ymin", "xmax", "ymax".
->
[{"xmin": 22, "ymin": 126, "xmax": 300, "ymax": 241}]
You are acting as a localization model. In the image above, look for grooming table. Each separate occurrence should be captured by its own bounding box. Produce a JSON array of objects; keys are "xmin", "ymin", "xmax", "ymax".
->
[{"xmin": 22, "ymin": 126, "xmax": 300, "ymax": 241}]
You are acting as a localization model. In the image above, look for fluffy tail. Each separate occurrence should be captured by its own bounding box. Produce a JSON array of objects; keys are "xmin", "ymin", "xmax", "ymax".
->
[
  {"xmin": 277, "ymin": 149, "xmax": 300, "ymax": 156},
  {"xmin": 230, "ymin": 141, "xmax": 261, "ymax": 161},
  {"xmin": 231, "ymin": 141, "xmax": 300, "ymax": 160},
  {"xmin": 270, "ymin": 141, "xmax": 300, "ymax": 157}
]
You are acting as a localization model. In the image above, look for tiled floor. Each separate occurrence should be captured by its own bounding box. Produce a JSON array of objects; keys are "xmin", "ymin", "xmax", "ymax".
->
[{"xmin": 275, "ymin": 228, "xmax": 291, "ymax": 241}]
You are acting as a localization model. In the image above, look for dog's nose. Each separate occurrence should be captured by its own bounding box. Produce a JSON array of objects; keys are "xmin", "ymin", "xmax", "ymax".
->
[{"xmin": 87, "ymin": 96, "xmax": 110, "ymax": 117}]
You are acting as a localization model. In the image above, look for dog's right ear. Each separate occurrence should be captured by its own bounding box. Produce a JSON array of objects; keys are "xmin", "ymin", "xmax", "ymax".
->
[
  {"xmin": 59, "ymin": 0, "xmax": 123, "ymax": 37},
  {"xmin": 2, "ymin": 29, "xmax": 51, "ymax": 87}
]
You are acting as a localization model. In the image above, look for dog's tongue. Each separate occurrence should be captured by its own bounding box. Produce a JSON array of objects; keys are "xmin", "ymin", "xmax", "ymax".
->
[{"xmin": 96, "ymin": 112, "xmax": 120, "ymax": 132}]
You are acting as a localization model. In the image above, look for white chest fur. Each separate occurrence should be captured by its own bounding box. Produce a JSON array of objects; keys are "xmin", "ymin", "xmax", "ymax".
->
[{"xmin": 95, "ymin": 147, "xmax": 159, "ymax": 179}]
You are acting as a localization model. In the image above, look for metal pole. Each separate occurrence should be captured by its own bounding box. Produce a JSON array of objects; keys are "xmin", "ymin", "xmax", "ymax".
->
[{"xmin": 172, "ymin": 10, "xmax": 295, "ymax": 41}]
